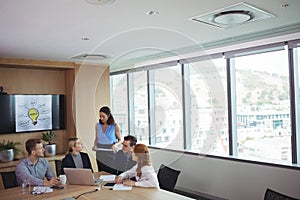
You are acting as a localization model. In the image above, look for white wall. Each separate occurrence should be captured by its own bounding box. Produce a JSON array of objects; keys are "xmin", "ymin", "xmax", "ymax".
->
[{"xmin": 150, "ymin": 148, "xmax": 300, "ymax": 200}]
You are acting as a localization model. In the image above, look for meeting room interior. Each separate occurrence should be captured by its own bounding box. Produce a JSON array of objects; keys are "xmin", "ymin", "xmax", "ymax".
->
[{"xmin": 0, "ymin": 1, "xmax": 300, "ymax": 200}]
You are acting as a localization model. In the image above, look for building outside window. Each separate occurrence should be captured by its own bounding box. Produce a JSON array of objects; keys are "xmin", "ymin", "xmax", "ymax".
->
[
  {"xmin": 188, "ymin": 58, "xmax": 228, "ymax": 156},
  {"xmin": 111, "ymin": 74, "xmax": 128, "ymax": 136},
  {"xmin": 234, "ymin": 49, "xmax": 291, "ymax": 163}
]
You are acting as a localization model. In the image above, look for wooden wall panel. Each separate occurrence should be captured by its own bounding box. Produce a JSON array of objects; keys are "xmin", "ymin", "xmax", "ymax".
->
[
  {"xmin": 0, "ymin": 58, "xmax": 76, "ymax": 158},
  {"xmin": 0, "ymin": 58, "xmax": 110, "ymax": 173},
  {"xmin": 0, "ymin": 67, "xmax": 65, "ymax": 94}
]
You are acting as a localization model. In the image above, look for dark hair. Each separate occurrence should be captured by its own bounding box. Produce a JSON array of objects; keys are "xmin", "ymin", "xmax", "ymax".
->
[
  {"xmin": 124, "ymin": 135, "xmax": 137, "ymax": 147},
  {"xmin": 25, "ymin": 139, "xmax": 42, "ymax": 155},
  {"xmin": 99, "ymin": 106, "xmax": 115, "ymax": 125}
]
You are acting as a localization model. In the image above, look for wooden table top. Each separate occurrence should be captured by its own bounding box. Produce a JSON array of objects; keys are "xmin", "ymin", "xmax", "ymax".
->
[{"xmin": 0, "ymin": 172, "xmax": 194, "ymax": 200}]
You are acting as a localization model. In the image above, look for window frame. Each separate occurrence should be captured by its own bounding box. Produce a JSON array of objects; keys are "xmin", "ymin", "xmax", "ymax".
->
[{"xmin": 110, "ymin": 38, "xmax": 300, "ymax": 168}]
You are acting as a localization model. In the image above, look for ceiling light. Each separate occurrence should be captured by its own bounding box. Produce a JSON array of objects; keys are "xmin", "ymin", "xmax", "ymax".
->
[
  {"xmin": 213, "ymin": 10, "xmax": 252, "ymax": 25},
  {"xmin": 146, "ymin": 10, "xmax": 159, "ymax": 15},
  {"xmin": 71, "ymin": 53, "xmax": 107, "ymax": 60},
  {"xmin": 81, "ymin": 37, "xmax": 90, "ymax": 41},
  {"xmin": 190, "ymin": 2, "xmax": 275, "ymax": 29}
]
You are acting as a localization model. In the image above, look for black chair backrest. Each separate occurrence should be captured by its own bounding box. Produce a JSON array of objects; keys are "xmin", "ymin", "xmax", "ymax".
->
[
  {"xmin": 55, "ymin": 159, "xmax": 63, "ymax": 176},
  {"xmin": 1, "ymin": 171, "xmax": 18, "ymax": 189},
  {"xmin": 157, "ymin": 164, "xmax": 181, "ymax": 192},
  {"xmin": 264, "ymin": 188, "xmax": 299, "ymax": 200}
]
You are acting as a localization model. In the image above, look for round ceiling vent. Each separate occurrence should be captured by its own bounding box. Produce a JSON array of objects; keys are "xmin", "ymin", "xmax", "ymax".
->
[
  {"xmin": 213, "ymin": 10, "xmax": 253, "ymax": 25},
  {"xmin": 85, "ymin": 0, "xmax": 115, "ymax": 5}
]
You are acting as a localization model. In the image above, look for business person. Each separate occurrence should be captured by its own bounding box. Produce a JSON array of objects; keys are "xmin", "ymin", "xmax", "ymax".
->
[
  {"xmin": 115, "ymin": 144, "xmax": 159, "ymax": 188},
  {"xmin": 113, "ymin": 135, "xmax": 137, "ymax": 175},
  {"xmin": 61, "ymin": 138, "xmax": 93, "ymax": 174},
  {"xmin": 93, "ymin": 106, "xmax": 122, "ymax": 173},
  {"xmin": 15, "ymin": 139, "xmax": 60, "ymax": 186}
]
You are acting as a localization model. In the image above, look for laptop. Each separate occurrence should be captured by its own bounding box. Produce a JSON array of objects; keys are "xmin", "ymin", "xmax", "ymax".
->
[{"xmin": 64, "ymin": 168, "xmax": 103, "ymax": 186}]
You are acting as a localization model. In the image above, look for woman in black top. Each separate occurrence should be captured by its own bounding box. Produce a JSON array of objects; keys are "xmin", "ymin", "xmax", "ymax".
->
[{"xmin": 61, "ymin": 138, "xmax": 93, "ymax": 174}]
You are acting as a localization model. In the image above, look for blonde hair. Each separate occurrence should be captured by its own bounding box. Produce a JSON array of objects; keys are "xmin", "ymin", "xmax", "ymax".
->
[
  {"xmin": 67, "ymin": 138, "xmax": 78, "ymax": 154},
  {"xmin": 134, "ymin": 144, "xmax": 151, "ymax": 177}
]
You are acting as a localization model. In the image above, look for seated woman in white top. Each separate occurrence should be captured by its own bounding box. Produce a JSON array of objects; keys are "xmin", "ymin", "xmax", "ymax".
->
[{"xmin": 115, "ymin": 144, "xmax": 159, "ymax": 188}]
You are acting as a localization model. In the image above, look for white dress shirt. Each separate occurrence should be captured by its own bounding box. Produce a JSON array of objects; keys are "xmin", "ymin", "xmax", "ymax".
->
[{"xmin": 119, "ymin": 164, "xmax": 159, "ymax": 188}]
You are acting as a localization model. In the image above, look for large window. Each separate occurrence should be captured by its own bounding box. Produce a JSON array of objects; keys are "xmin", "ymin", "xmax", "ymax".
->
[
  {"xmin": 188, "ymin": 58, "xmax": 228, "ymax": 156},
  {"xmin": 131, "ymin": 71, "xmax": 149, "ymax": 144},
  {"xmin": 110, "ymin": 39, "xmax": 300, "ymax": 166},
  {"xmin": 111, "ymin": 74, "xmax": 128, "ymax": 136},
  {"xmin": 234, "ymin": 49, "xmax": 291, "ymax": 164},
  {"xmin": 153, "ymin": 65, "xmax": 183, "ymax": 150}
]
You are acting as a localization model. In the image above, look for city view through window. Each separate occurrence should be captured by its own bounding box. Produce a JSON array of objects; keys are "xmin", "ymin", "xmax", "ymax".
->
[{"xmin": 111, "ymin": 42, "xmax": 300, "ymax": 165}]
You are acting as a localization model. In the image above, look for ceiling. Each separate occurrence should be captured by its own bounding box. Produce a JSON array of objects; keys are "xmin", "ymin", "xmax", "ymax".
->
[{"xmin": 1, "ymin": 0, "xmax": 300, "ymax": 72}]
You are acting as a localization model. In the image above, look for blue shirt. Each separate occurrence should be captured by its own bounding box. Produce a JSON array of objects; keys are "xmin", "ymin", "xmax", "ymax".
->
[
  {"xmin": 15, "ymin": 157, "xmax": 55, "ymax": 186},
  {"xmin": 97, "ymin": 123, "xmax": 117, "ymax": 144}
]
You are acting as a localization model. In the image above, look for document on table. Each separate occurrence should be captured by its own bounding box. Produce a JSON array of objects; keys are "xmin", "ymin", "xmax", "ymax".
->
[
  {"xmin": 32, "ymin": 186, "xmax": 53, "ymax": 194},
  {"xmin": 99, "ymin": 175, "xmax": 116, "ymax": 182},
  {"xmin": 95, "ymin": 148, "xmax": 113, "ymax": 152},
  {"xmin": 112, "ymin": 184, "xmax": 132, "ymax": 190}
]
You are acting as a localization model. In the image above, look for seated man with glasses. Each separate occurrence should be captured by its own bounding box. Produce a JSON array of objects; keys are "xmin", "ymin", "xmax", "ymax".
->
[{"xmin": 113, "ymin": 135, "xmax": 137, "ymax": 175}]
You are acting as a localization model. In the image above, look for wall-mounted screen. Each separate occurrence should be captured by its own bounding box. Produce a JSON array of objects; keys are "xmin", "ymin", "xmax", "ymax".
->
[{"xmin": 0, "ymin": 94, "xmax": 65, "ymax": 134}]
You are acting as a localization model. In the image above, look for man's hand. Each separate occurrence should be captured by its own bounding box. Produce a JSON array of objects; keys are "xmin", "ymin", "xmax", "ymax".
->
[{"xmin": 44, "ymin": 177, "xmax": 60, "ymax": 186}]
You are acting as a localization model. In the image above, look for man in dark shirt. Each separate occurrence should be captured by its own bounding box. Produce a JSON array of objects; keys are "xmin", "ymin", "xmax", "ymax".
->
[{"xmin": 113, "ymin": 135, "xmax": 137, "ymax": 175}]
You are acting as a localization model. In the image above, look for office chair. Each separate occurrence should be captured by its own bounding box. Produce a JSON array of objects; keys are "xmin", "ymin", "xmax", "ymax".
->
[
  {"xmin": 55, "ymin": 159, "xmax": 63, "ymax": 176},
  {"xmin": 1, "ymin": 171, "xmax": 18, "ymax": 189},
  {"xmin": 264, "ymin": 188, "xmax": 299, "ymax": 200},
  {"xmin": 157, "ymin": 164, "xmax": 181, "ymax": 192}
]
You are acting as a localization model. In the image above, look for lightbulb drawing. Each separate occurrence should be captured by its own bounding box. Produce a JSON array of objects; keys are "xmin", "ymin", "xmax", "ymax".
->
[{"xmin": 28, "ymin": 108, "xmax": 39, "ymax": 125}]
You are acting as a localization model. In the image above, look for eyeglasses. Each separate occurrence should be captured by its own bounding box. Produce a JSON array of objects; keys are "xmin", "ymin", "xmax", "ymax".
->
[{"xmin": 122, "ymin": 143, "xmax": 129, "ymax": 147}]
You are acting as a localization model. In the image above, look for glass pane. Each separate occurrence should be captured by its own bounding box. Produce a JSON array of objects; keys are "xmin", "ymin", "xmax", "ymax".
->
[
  {"xmin": 153, "ymin": 65, "xmax": 183, "ymax": 150},
  {"xmin": 234, "ymin": 49, "xmax": 291, "ymax": 164},
  {"xmin": 111, "ymin": 74, "xmax": 128, "ymax": 136},
  {"xmin": 296, "ymin": 46, "xmax": 300, "ymax": 163},
  {"xmin": 189, "ymin": 58, "xmax": 228, "ymax": 156},
  {"xmin": 132, "ymin": 71, "xmax": 149, "ymax": 145}
]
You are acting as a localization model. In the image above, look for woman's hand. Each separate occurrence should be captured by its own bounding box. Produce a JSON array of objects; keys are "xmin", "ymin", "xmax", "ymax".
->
[
  {"xmin": 123, "ymin": 179, "xmax": 136, "ymax": 187},
  {"xmin": 115, "ymin": 176, "xmax": 123, "ymax": 184},
  {"xmin": 112, "ymin": 144, "xmax": 118, "ymax": 153}
]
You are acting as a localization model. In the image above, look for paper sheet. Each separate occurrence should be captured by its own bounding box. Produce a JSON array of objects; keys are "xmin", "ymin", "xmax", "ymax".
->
[
  {"xmin": 95, "ymin": 148, "xmax": 113, "ymax": 152},
  {"xmin": 99, "ymin": 175, "xmax": 116, "ymax": 182},
  {"xmin": 32, "ymin": 186, "xmax": 53, "ymax": 194},
  {"xmin": 113, "ymin": 184, "xmax": 132, "ymax": 191}
]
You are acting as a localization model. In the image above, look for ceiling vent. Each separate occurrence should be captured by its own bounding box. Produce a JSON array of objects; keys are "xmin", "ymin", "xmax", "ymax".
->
[
  {"xmin": 85, "ymin": 0, "xmax": 115, "ymax": 5},
  {"xmin": 71, "ymin": 53, "xmax": 107, "ymax": 60},
  {"xmin": 190, "ymin": 2, "xmax": 275, "ymax": 29}
]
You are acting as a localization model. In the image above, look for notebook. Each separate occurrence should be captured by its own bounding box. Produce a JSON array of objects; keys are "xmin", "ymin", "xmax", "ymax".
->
[{"xmin": 64, "ymin": 168, "xmax": 103, "ymax": 186}]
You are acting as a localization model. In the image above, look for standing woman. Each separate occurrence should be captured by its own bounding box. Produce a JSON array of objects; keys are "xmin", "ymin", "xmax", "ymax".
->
[{"xmin": 93, "ymin": 106, "xmax": 122, "ymax": 173}]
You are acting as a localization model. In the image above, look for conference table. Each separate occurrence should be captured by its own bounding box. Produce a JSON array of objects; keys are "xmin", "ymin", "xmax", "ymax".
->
[{"xmin": 0, "ymin": 172, "xmax": 194, "ymax": 200}]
